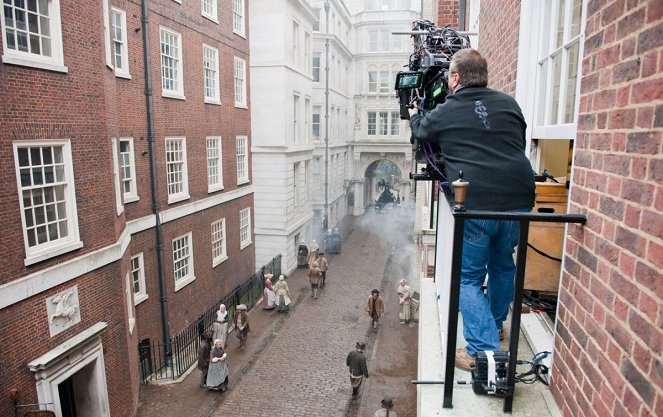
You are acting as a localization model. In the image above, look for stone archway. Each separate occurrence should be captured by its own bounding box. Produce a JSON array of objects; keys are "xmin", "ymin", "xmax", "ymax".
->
[
  {"xmin": 364, "ymin": 159, "xmax": 403, "ymax": 208},
  {"xmin": 348, "ymin": 152, "xmax": 412, "ymax": 215}
]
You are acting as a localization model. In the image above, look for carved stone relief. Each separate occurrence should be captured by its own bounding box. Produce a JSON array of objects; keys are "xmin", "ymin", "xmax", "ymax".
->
[{"xmin": 47, "ymin": 286, "xmax": 81, "ymax": 337}]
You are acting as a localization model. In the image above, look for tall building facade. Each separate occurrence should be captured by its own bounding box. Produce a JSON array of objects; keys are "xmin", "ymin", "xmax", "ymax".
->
[
  {"xmin": 0, "ymin": 1, "xmax": 255, "ymax": 416},
  {"xmin": 250, "ymin": 0, "xmax": 426, "ymax": 272}
]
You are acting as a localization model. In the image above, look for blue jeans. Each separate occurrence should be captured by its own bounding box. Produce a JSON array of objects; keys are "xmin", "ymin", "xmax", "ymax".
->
[{"xmin": 459, "ymin": 209, "xmax": 529, "ymax": 356}]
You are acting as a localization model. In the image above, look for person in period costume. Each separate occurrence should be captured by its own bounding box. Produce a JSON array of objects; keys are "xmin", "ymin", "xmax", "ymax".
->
[
  {"xmin": 346, "ymin": 342, "xmax": 369, "ymax": 398},
  {"xmin": 365, "ymin": 289, "xmax": 385, "ymax": 333},
  {"xmin": 298, "ymin": 241, "xmax": 309, "ymax": 268},
  {"xmin": 274, "ymin": 275, "xmax": 291, "ymax": 313},
  {"xmin": 206, "ymin": 339, "xmax": 229, "ymax": 392},
  {"xmin": 308, "ymin": 239, "xmax": 320, "ymax": 266},
  {"xmin": 317, "ymin": 253, "xmax": 328, "ymax": 288},
  {"xmin": 263, "ymin": 274, "xmax": 276, "ymax": 310},
  {"xmin": 308, "ymin": 261, "xmax": 322, "ymax": 299},
  {"xmin": 212, "ymin": 304, "xmax": 229, "ymax": 348},
  {"xmin": 397, "ymin": 279, "xmax": 411, "ymax": 324},
  {"xmin": 373, "ymin": 396, "xmax": 397, "ymax": 417},
  {"xmin": 197, "ymin": 331, "xmax": 213, "ymax": 387},
  {"xmin": 234, "ymin": 304, "xmax": 250, "ymax": 349}
]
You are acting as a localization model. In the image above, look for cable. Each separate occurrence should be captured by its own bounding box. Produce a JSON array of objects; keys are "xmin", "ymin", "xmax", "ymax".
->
[
  {"xmin": 527, "ymin": 242, "xmax": 562, "ymax": 262},
  {"xmin": 515, "ymin": 351, "xmax": 551, "ymax": 385}
]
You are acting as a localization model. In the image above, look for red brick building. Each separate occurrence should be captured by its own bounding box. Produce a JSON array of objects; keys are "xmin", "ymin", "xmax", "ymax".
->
[
  {"xmin": 0, "ymin": 1, "xmax": 254, "ymax": 416},
  {"xmin": 437, "ymin": 0, "xmax": 662, "ymax": 415}
]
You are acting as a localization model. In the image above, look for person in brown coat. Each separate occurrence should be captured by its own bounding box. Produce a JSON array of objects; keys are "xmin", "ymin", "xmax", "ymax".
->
[
  {"xmin": 308, "ymin": 261, "xmax": 322, "ymax": 299},
  {"xmin": 234, "ymin": 304, "xmax": 250, "ymax": 349},
  {"xmin": 317, "ymin": 253, "xmax": 328, "ymax": 288},
  {"xmin": 365, "ymin": 289, "xmax": 385, "ymax": 332}
]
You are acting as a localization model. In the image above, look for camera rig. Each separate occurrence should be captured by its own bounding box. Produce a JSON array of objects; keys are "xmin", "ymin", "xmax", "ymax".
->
[{"xmin": 393, "ymin": 21, "xmax": 470, "ymax": 182}]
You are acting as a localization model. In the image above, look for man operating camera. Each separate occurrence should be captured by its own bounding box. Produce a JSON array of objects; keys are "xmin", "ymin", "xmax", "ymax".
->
[{"xmin": 408, "ymin": 48, "xmax": 535, "ymax": 372}]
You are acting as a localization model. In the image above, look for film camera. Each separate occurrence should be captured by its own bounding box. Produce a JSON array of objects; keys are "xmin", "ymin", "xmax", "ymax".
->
[{"xmin": 393, "ymin": 21, "xmax": 470, "ymax": 177}]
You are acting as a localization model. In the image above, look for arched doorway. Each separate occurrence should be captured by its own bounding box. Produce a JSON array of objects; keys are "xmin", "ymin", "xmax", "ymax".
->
[{"xmin": 364, "ymin": 159, "xmax": 403, "ymax": 210}]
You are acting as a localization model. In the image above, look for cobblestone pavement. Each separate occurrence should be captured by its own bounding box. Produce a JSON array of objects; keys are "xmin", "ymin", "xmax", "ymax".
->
[{"xmin": 136, "ymin": 211, "xmax": 418, "ymax": 417}]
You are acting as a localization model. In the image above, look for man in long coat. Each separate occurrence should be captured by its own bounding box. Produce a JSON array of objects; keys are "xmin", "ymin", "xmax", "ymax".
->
[
  {"xmin": 365, "ymin": 289, "xmax": 385, "ymax": 332},
  {"xmin": 346, "ymin": 342, "xmax": 369, "ymax": 398}
]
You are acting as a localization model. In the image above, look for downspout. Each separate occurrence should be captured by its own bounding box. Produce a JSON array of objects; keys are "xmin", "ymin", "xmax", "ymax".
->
[
  {"xmin": 141, "ymin": 0, "xmax": 171, "ymax": 359},
  {"xmin": 459, "ymin": 0, "xmax": 467, "ymax": 31}
]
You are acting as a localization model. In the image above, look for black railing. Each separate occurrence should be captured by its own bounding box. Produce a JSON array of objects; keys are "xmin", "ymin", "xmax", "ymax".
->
[
  {"xmin": 435, "ymin": 192, "xmax": 586, "ymax": 412},
  {"xmin": 139, "ymin": 255, "xmax": 282, "ymax": 383}
]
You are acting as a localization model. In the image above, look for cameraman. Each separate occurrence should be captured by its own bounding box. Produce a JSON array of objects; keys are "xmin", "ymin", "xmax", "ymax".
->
[{"xmin": 408, "ymin": 48, "xmax": 534, "ymax": 372}]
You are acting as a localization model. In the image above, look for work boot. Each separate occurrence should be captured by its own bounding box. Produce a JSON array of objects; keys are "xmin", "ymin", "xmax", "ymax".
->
[{"xmin": 455, "ymin": 347, "xmax": 476, "ymax": 371}]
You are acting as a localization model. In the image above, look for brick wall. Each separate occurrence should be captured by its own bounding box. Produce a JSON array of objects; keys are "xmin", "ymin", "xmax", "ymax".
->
[
  {"xmin": 553, "ymin": 1, "xmax": 663, "ymax": 416},
  {"xmin": 474, "ymin": 0, "xmax": 521, "ymax": 95},
  {"xmin": 437, "ymin": 0, "xmax": 459, "ymax": 27}
]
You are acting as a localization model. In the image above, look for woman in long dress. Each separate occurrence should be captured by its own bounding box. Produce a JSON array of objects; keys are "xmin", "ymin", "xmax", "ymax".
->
[
  {"xmin": 212, "ymin": 304, "xmax": 228, "ymax": 349},
  {"xmin": 308, "ymin": 239, "xmax": 320, "ymax": 266},
  {"xmin": 273, "ymin": 275, "xmax": 291, "ymax": 313},
  {"xmin": 206, "ymin": 339, "xmax": 229, "ymax": 392},
  {"xmin": 397, "ymin": 279, "xmax": 411, "ymax": 324},
  {"xmin": 263, "ymin": 275, "xmax": 276, "ymax": 310}
]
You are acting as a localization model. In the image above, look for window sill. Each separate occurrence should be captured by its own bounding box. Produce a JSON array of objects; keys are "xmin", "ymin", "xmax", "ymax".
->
[
  {"xmin": 240, "ymin": 240, "xmax": 252, "ymax": 250},
  {"xmin": 24, "ymin": 240, "xmax": 84, "ymax": 267},
  {"xmin": 162, "ymin": 91, "xmax": 186, "ymax": 100},
  {"xmin": 168, "ymin": 193, "xmax": 190, "ymax": 205},
  {"xmin": 234, "ymin": 103, "xmax": 248, "ymax": 109},
  {"xmin": 204, "ymin": 98, "xmax": 221, "ymax": 105},
  {"xmin": 212, "ymin": 254, "xmax": 228, "ymax": 268},
  {"xmin": 208, "ymin": 185, "xmax": 224, "ymax": 193},
  {"xmin": 134, "ymin": 293, "xmax": 148, "ymax": 305},
  {"xmin": 2, "ymin": 55, "xmax": 68, "ymax": 74},
  {"xmin": 233, "ymin": 30, "xmax": 246, "ymax": 39},
  {"xmin": 175, "ymin": 275, "xmax": 196, "ymax": 292},
  {"xmin": 202, "ymin": 14, "xmax": 219, "ymax": 24},
  {"xmin": 237, "ymin": 179, "xmax": 250, "ymax": 186},
  {"xmin": 115, "ymin": 71, "xmax": 132, "ymax": 80},
  {"xmin": 124, "ymin": 195, "xmax": 140, "ymax": 203},
  {"xmin": 129, "ymin": 317, "xmax": 136, "ymax": 334}
]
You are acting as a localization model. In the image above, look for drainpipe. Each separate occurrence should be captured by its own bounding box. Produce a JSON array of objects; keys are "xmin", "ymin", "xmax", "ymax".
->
[{"xmin": 141, "ymin": 0, "xmax": 171, "ymax": 360}]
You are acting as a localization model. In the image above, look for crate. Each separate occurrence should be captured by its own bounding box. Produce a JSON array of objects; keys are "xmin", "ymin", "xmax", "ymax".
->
[{"xmin": 524, "ymin": 183, "xmax": 567, "ymax": 293}]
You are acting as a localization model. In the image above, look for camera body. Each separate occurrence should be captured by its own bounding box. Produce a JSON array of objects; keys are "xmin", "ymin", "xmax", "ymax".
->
[{"xmin": 395, "ymin": 21, "xmax": 470, "ymax": 176}]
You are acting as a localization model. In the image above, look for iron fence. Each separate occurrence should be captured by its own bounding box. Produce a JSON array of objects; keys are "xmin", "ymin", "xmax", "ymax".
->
[{"xmin": 139, "ymin": 255, "xmax": 282, "ymax": 383}]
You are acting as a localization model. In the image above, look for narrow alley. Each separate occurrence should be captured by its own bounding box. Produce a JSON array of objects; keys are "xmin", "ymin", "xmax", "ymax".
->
[{"xmin": 136, "ymin": 210, "xmax": 418, "ymax": 417}]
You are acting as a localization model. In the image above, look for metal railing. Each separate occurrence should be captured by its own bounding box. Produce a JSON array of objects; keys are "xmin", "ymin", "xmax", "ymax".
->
[
  {"xmin": 139, "ymin": 255, "xmax": 282, "ymax": 383},
  {"xmin": 427, "ymin": 188, "xmax": 586, "ymax": 412}
]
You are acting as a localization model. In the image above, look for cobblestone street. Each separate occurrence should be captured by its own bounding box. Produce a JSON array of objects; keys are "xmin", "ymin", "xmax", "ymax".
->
[{"xmin": 137, "ymin": 211, "xmax": 418, "ymax": 417}]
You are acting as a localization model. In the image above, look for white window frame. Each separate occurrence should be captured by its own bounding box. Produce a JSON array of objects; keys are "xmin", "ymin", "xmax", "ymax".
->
[
  {"xmin": 368, "ymin": 71, "xmax": 377, "ymax": 93},
  {"xmin": 165, "ymin": 137, "xmax": 190, "ymax": 204},
  {"xmin": 0, "ymin": 0, "xmax": 67, "ymax": 73},
  {"xmin": 103, "ymin": 0, "xmax": 112, "ymax": 68},
  {"xmin": 203, "ymin": 44, "xmax": 220, "ymax": 104},
  {"xmin": 369, "ymin": 31, "xmax": 378, "ymax": 52},
  {"xmin": 390, "ymin": 111, "xmax": 400, "ymax": 136},
  {"xmin": 367, "ymin": 112, "xmax": 377, "ymax": 135},
  {"xmin": 111, "ymin": 138, "xmax": 124, "ymax": 216},
  {"xmin": 160, "ymin": 26, "xmax": 185, "ymax": 100},
  {"xmin": 172, "ymin": 232, "xmax": 195, "ymax": 291},
  {"xmin": 292, "ymin": 21, "xmax": 299, "ymax": 68},
  {"xmin": 293, "ymin": 163, "xmax": 299, "ymax": 208},
  {"xmin": 293, "ymin": 94, "xmax": 300, "ymax": 143},
  {"xmin": 312, "ymin": 52, "xmax": 321, "ymax": 82},
  {"xmin": 119, "ymin": 138, "xmax": 138, "ymax": 203},
  {"xmin": 234, "ymin": 56, "xmax": 247, "ymax": 107},
  {"xmin": 13, "ymin": 140, "xmax": 83, "ymax": 266},
  {"xmin": 312, "ymin": 106, "xmax": 321, "ymax": 141},
  {"xmin": 379, "ymin": 112, "xmax": 389, "ymax": 135},
  {"xmin": 236, "ymin": 135, "xmax": 249, "ymax": 184},
  {"xmin": 206, "ymin": 136, "xmax": 224, "ymax": 192},
  {"xmin": 211, "ymin": 218, "xmax": 228, "ymax": 267},
  {"xmin": 125, "ymin": 272, "xmax": 135, "ymax": 333},
  {"xmin": 239, "ymin": 208, "xmax": 252, "ymax": 249},
  {"xmin": 201, "ymin": 0, "xmax": 218, "ymax": 23},
  {"xmin": 305, "ymin": 98, "xmax": 311, "ymax": 142},
  {"xmin": 111, "ymin": 7, "xmax": 131, "ymax": 79},
  {"xmin": 131, "ymin": 253, "xmax": 148, "ymax": 304},
  {"xmin": 232, "ymin": 0, "xmax": 245, "ymax": 38}
]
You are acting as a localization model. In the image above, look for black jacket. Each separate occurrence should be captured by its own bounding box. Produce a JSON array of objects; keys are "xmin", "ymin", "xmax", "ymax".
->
[{"xmin": 410, "ymin": 86, "xmax": 535, "ymax": 211}]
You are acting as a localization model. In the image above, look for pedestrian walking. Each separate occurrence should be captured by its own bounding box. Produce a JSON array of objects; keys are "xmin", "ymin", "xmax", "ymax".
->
[
  {"xmin": 317, "ymin": 252, "xmax": 328, "ymax": 288},
  {"xmin": 346, "ymin": 342, "xmax": 369, "ymax": 399},
  {"xmin": 298, "ymin": 241, "xmax": 309, "ymax": 268},
  {"xmin": 273, "ymin": 275, "xmax": 291, "ymax": 313},
  {"xmin": 408, "ymin": 48, "xmax": 535, "ymax": 371},
  {"xmin": 197, "ymin": 330, "xmax": 213, "ymax": 388},
  {"xmin": 397, "ymin": 279, "xmax": 411, "ymax": 324},
  {"xmin": 308, "ymin": 239, "xmax": 320, "ymax": 266},
  {"xmin": 365, "ymin": 289, "xmax": 385, "ymax": 332},
  {"xmin": 308, "ymin": 261, "xmax": 322, "ymax": 299},
  {"xmin": 373, "ymin": 396, "xmax": 397, "ymax": 417},
  {"xmin": 212, "ymin": 304, "xmax": 229, "ymax": 348},
  {"xmin": 263, "ymin": 274, "xmax": 276, "ymax": 310},
  {"xmin": 233, "ymin": 304, "xmax": 250, "ymax": 349},
  {"xmin": 206, "ymin": 339, "xmax": 229, "ymax": 392}
]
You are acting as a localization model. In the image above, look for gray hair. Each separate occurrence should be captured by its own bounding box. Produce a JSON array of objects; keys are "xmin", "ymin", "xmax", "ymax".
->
[{"xmin": 450, "ymin": 48, "xmax": 488, "ymax": 88}]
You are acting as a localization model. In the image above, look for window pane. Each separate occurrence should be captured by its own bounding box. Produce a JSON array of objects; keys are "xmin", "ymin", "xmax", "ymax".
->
[
  {"xmin": 555, "ymin": 0, "xmax": 566, "ymax": 48},
  {"xmin": 564, "ymin": 42, "xmax": 580, "ymax": 123},
  {"xmin": 550, "ymin": 53, "xmax": 562, "ymax": 124}
]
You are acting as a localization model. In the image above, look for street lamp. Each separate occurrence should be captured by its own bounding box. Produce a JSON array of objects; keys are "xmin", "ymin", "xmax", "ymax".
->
[{"xmin": 323, "ymin": 0, "xmax": 330, "ymax": 231}]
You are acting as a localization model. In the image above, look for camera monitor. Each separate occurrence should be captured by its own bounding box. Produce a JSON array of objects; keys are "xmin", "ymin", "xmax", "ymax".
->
[{"xmin": 394, "ymin": 71, "xmax": 422, "ymax": 90}]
